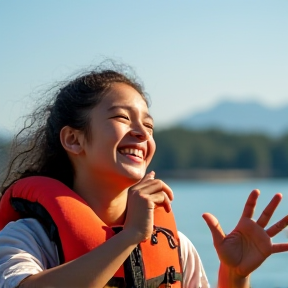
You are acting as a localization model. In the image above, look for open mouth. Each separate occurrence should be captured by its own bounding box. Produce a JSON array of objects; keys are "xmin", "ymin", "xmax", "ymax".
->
[{"xmin": 118, "ymin": 148, "xmax": 144, "ymax": 159}]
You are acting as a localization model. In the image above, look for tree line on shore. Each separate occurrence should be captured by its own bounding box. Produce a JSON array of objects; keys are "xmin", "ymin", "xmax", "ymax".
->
[
  {"xmin": 0, "ymin": 128, "xmax": 287, "ymax": 179},
  {"xmin": 149, "ymin": 127, "xmax": 288, "ymax": 178}
]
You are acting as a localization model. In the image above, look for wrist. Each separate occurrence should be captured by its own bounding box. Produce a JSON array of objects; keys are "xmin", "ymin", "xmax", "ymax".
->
[
  {"xmin": 218, "ymin": 263, "xmax": 250, "ymax": 288},
  {"xmin": 121, "ymin": 226, "xmax": 148, "ymax": 245}
]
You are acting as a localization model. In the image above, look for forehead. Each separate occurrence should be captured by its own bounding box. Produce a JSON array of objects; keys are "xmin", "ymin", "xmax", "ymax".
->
[{"xmin": 100, "ymin": 83, "xmax": 150, "ymax": 113}]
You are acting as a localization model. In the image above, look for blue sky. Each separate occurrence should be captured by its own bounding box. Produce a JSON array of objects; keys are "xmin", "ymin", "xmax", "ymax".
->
[{"xmin": 1, "ymin": 1, "xmax": 287, "ymax": 133}]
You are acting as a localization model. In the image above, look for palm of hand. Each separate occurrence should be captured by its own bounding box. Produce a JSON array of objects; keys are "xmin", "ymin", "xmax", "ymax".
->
[
  {"xmin": 218, "ymin": 217, "xmax": 272, "ymax": 277},
  {"xmin": 203, "ymin": 189, "xmax": 288, "ymax": 277}
]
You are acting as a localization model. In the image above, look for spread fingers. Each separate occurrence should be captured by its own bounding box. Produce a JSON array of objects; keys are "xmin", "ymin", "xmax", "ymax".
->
[
  {"xmin": 266, "ymin": 215, "xmax": 288, "ymax": 238},
  {"xmin": 256, "ymin": 193, "xmax": 282, "ymax": 228}
]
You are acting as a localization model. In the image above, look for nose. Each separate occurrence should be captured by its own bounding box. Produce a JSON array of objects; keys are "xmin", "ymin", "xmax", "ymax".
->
[{"xmin": 130, "ymin": 128, "xmax": 151, "ymax": 141}]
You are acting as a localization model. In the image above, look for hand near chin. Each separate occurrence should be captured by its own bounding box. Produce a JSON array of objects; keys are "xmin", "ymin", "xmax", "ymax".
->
[
  {"xmin": 203, "ymin": 190, "xmax": 288, "ymax": 278},
  {"xmin": 124, "ymin": 171, "xmax": 173, "ymax": 243}
]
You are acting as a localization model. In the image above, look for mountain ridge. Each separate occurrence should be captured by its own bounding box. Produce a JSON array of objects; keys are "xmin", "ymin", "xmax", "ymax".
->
[{"xmin": 178, "ymin": 100, "xmax": 288, "ymax": 136}]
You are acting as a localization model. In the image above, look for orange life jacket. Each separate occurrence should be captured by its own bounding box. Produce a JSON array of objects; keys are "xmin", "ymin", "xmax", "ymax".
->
[{"xmin": 0, "ymin": 176, "xmax": 183, "ymax": 287}]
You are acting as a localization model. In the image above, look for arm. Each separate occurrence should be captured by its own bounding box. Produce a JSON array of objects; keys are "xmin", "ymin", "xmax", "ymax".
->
[
  {"xmin": 20, "ymin": 228, "xmax": 140, "ymax": 288},
  {"xmin": 16, "ymin": 172, "xmax": 173, "ymax": 288},
  {"xmin": 203, "ymin": 189, "xmax": 288, "ymax": 288},
  {"xmin": 0, "ymin": 218, "xmax": 138, "ymax": 288},
  {"xmin": 217, "ymin": 263, "xmax": 249, "ymax": 288}
]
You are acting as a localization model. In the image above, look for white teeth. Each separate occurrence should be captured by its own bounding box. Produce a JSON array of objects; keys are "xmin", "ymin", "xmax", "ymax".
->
[{"xmin": 119, "ymin": 148, "xmax": 144, "ymax": 158}]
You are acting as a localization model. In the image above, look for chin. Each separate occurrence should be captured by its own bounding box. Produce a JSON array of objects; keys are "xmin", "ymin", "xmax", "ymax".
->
[
  {"xmin": 130, "ymin": 173, "xmax": 145, "ymax": 182},
  {"xmin": 117, "ymin": 164, "xmax": 147, "ymax": 186},
  {"xmin": 124, "ymin": 170, "xmax": 146, "ymax": 184}
]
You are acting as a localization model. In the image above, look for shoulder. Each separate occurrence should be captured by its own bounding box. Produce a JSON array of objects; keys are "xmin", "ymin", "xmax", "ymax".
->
[
  {"xmin": 1, "ymin": 218, "xmax": 47, "ymax": 238},
  {"xmin": 0, "ymin": 218, "xmax": 59, "ymax": 288},
  {"xmin": 178, "ymin": 231, "xmax": 202, "ymax": 272},
  {"xmin": 178, "ymin": 231, "xmax": 210, "ymax": 288},
  {"xmin": 0, "ymin": 218, "xmax": 59, "ymax": 266},
  {"xmin": 178, "ymin": 231, "xmax": 198, "ymax": 257}
]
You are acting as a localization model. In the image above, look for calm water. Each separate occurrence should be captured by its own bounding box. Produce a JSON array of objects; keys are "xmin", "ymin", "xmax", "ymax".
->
[{"xmin": 166, "ymin": 178, "xmax": 288, "ymax": 288}]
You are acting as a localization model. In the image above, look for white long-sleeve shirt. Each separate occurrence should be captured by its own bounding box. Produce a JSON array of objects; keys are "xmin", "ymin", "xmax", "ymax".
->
[{"xmin": 0, "ymin": 219, "xmax": 210, "ymax": 288}]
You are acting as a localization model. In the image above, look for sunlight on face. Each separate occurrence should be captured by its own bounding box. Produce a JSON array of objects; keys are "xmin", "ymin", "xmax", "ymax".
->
[{"xmin": 82, "ymin": 83, "xmax": 156, "ymax": 186}]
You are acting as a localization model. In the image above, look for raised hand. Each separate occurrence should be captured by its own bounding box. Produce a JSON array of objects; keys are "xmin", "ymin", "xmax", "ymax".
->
[
  {"xmin": 124, "ymin": 171, "xmax": 173, "ymax": 243},
  {"xmin": 203, "ymin": 189, "xmax": 288, "ymax": 277}
]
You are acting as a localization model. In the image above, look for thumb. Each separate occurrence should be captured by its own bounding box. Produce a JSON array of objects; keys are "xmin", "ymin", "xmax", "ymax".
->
[
  {"xmin": 146, "ymin": 171, "xmax": 155, "ymax": 179},
  {"xmin": 139, "ymin": 171, "xmax": 155, "ymax": 183},
  {"xmin": 129, "ymin": 171, "xmax": 156, "ymax": 193},
  {"xmin": 202, "ymin": 213, "xmax": 225, "ymax": 247}
]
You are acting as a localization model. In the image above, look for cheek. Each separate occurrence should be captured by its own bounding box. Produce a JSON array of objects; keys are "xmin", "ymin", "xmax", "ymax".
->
[
  {"xmin": 147, "ymin": 138, "xmax": 156, "ymax": 165},
  {"xmin": 99, "ymin": 124, "xmax": 123, "ymax": 144}
]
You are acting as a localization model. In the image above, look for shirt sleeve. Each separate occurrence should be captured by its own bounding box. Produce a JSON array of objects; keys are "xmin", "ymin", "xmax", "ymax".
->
[
  {"xmin": 178, "ymin": 231, "xmax": 210, "ymax": 288},
  {"xmin": 0, "ymin": 218, "xmax": 59, "ymax": 288}
]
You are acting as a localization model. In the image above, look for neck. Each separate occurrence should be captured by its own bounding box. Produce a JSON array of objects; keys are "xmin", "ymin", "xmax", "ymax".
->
[{"xmin": 73, "ymin": 173, "xmax": 132, "ymax": 227}]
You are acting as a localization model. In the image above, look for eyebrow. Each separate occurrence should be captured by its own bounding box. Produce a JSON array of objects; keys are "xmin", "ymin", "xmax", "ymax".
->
[{"xmin": 108, "ymin": 105, "xmax": 154, "ymax": 121}]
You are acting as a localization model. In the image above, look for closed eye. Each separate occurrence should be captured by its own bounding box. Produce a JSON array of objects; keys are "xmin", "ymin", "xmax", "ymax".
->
[
  {"xmin": 112, "ymin": 115, "xmax": 129, "ymax": 120},
  {"xmin": 144, "ymin": 123, "xmax": 154, "ymax": 134},
  {"xmin": 144, "ymin": 123, "xmax": 154, "ymax": 130}
]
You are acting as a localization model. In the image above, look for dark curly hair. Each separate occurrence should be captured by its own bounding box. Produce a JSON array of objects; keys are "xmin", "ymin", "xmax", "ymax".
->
[{"xmin": 1, "ymin": 63, "xmax": 149, "ymax": 195}]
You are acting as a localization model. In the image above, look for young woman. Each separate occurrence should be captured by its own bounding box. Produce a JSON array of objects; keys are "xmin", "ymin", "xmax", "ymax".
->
[{"xmin": 0, "ymin": 65, "xmax": 287, "ymax": 288}]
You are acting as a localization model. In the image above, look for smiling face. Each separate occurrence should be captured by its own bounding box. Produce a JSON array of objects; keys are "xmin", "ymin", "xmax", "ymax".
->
[{"xmin": 79, "ymin": 83, "xmax": 156, "ymax": 187}]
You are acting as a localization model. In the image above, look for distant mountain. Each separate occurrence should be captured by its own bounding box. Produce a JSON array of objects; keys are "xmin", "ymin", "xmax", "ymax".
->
[{"xmin": 178, "ymin": 100, "xmax": 288, "ymax": 137}]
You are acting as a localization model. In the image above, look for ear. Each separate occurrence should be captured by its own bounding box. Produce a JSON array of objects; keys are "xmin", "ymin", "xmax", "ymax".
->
[{"xmin": 60, "ymin": 126, "xmax": 84, "ymax": 155}]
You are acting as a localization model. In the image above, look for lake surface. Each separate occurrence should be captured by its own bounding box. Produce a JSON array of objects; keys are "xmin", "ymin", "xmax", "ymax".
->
[{"xmin": 166, "ymin": 178, "xmax": 288, "ymax": 288}]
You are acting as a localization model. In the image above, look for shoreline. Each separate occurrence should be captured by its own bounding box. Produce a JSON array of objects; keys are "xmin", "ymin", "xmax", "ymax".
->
[{"xmin": 154, "ymin": 169, "xmax": 287, "ymax": 181}]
